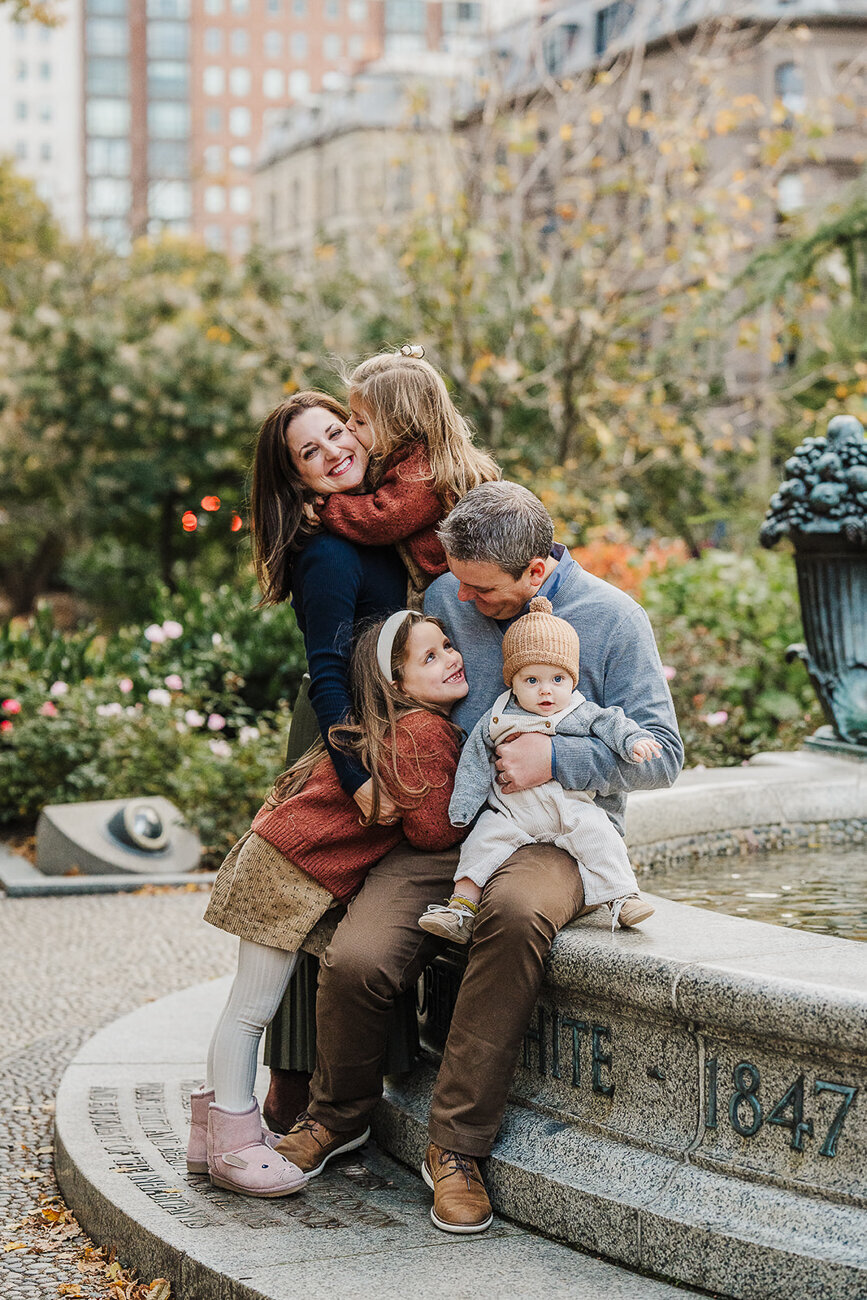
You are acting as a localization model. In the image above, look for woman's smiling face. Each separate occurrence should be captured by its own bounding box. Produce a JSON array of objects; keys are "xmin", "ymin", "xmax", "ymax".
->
[{"xmin": 287, "ymin": 405, "xmax": 368, "ymax": 496}]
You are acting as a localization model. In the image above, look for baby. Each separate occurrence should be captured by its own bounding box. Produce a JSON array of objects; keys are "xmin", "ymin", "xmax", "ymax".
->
[{"xmin": 419, "ymin": 596, "xmax": 660, "ymax": 943}]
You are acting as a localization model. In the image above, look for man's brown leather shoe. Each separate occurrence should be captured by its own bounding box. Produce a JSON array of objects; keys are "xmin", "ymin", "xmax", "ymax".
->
[
  {"xmin": 274, "ymin": 1111, "xmax": 369, "ymax": 1178},
  {"xmin": 421, "ymin": 1142, "xmax": 493, "ymax": 1233}
]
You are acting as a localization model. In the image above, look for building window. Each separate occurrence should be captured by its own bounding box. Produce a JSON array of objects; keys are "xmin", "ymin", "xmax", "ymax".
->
[
  {"xmin": 40, "ymin": 141, "xmax": 53, "ymax": 161},
  {"xmin": 266, "ymin": 0, "xmax": 280, "ymax": 11},
  {"xmin": 87, "ymin": 57, "xmax": 129, "ymax": 94},
  {"xmin": 542, "ymin": 23, "xmax": 578, "ymax": 76},
  {"xmin": 204, "ymin": 144, "xmax": 224, "ymax": 172},
  {"xmin": 230, "ymin": 28, "xmax": 249, "ymax": 54},
  {"xmin": 204, "ymin": 224, "xmax": 224, "ymax": 249},
  {"xmin": 323, "ymin": 34, "xmax": 340, "ymax": 58},
  {"xmin": 292, "ymin": 0, "xmax": 306, "ymax": 14},
  {"xmin": 229, "ymin": 0, "xmax": 249, "ymax": 13},
  {"xmin": 349, "ymin": 34, "xmax": 364, "ymax": 58},
  {"xmin": 263, "ymin": 68, "xmax": 283, "ymax": 97},
  {"xmin": 148, "ymin": 100, "xmax": 190, "ymax": 138},
  {"xmin": 149, "ymin": 180, "xmax": 191, "ymax": 219},
  {"xmin": 15, "ymin": 60, "xmax": 27, "ymax": 79},
  {"xmin": 15, "ymin": 140, "xmax": 28, "ymax": 160},
  {"xmin": 288, "ymin": 69, "xmax": 309, "ymax": 98},
  {"xmin": 229, "ymin": 144, "xmax": 250, "ymax": 167},
  {"xmin": 87, "ymin": 98, "xmax": 131, "ymax": 135},
  {"xmin": 775, "ymin": 62, "xmax": 805, "ymax": 117},
  {"xmin": 87, "ymin": 136, "xmax": 130, "ymax": 174},
  {"xmin": 229, "ymin": 184, "xmax": 251, "ymax": 213},
  {"xmin": 348, "ymin": 0, "xmax": 366, "ymax": 19},
  {"xmin": 325, "ymin": 0, "xmax": 338, "ymax": 17},
  {"xmin": 88, "ymin": 175, "xmax": 131, "ymax": 215},
  {"xmin": 146, "ymin": 0, "xmax": 190, "ymax": 17},
  {"xmin": 86, "ymin": 0, "xmax": 128, "ymax": 13},
  {"xmin": 38, "ymin": 61, "xmax": 51, "ymax": 79},
  {"xmin": 229, "ymin": 67, "xmax": 251, "ymax": 95},
  {"xmin": 149, "ymin": 138, "xmax": 188, "ymax": 175},
  {"xmin": 231, "ymin": 224, "xmax": 250, "ymax": 254},
  {"xmin": 291, "ymin": 31, "xmax": 307, "ymax": 57},
  {"xmin": 385, "ymin": 0, "xmax": 425, "ymax": 32},
  {"xmin": 229, "ymin": 106, "xmax": 251, "ymax": 135},
  {"xmin": 206, "ymin": 107, "xmax": 223, "ymax": 131},
  {"xmin": 204, "ymin": 28, "xmax": 222, "ymax": 53},
  {"xmin": 264, "ymin": 29, "xmax": 281, "ymax": 56},
  {"xmin": 205, "ymin": 185, "xmax": 226, "ymax": 212},
  {"xmin": 594, "ymin": 1, "xmax": 634, "ymax": 56},
  {"xmin": 148, "ymin": 21, "xmax": 189, "ymax": 57},
  {"xmin": 86, "ymin": 17, "xmax": 128, "ymax": 55},
  {"xmin": 777, "ymin": 172, "xmax": 805, "ymax": 215},
  {"xmin": 203, "ymin": 0, "xmax": 223, "ymax": 12},
  {"xmin": 148, "ymin": 60, "xmax": 189, "ymax": 98},
  {"xmin": 15, "ymin": 101, "xmax": 28, "ymax": 120},
  {"xmin": 204, "ymin": 65, "xmax": 225, "ymax": 94},
  {"xmin": 39, "ymin": 100, "xmax": 53, "ymax": 121}
]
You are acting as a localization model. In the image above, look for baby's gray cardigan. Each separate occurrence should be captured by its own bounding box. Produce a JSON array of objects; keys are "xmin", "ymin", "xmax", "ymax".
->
[
  {"xmin": 425, "ymin": 548, "xmax": 683, "ymax": 837},
  {"xmin": 448, "ymin": 698, "xmax": 653, "ymax": 828}
]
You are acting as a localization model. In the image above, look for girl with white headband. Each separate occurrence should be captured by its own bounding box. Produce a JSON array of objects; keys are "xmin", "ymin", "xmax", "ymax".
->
[{"xmin": 190, "ymin": 609, "xmax": 468, "ymax": 1198}]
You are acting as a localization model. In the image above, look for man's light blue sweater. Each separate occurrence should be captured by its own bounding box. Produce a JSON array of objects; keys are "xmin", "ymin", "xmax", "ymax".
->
[{"xmin": 424, "ymin": 547, "xmax": 683, "ymax": 836}]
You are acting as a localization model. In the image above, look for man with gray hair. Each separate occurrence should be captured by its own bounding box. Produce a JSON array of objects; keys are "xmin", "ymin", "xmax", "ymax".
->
[{"xmin": 277, "ymin": 481, "xmax": 683, "ymax": 1233}]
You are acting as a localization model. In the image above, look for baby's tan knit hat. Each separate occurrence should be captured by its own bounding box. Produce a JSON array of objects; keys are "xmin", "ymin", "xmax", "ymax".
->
[{"xmin": 501, "ymin": 596, "xmax": 580, "ymax": 688}]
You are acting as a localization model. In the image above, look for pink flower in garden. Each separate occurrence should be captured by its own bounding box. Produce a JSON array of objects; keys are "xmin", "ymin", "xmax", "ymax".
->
[
  {"xmin": 212, "ymin": 632, "xmax": 223, "ymax": 647},
  {"xmin": 1, "ymin": 719, "xmax": 13, "ymax": 733},
  {"xmin": 208, "ymin": 738, "xmax": 232, "ymax": 758},
  {"xmin": 119, "ymin": 677, "xmax": 134, "ymax": 694},
  {"xmin": 702, "ymin": 710, "xmax": 729, "ymax": 727},
  {"xmin": 238, "ymin": 726, "xmax": 259, "ymax": 745},
  {"xmin": 2, "ymin": 699, "xmax": 22, "ymax": 714},
  {"xmin": 147, "ymin": 688, "xmax": 172, "ymax": 706},
  {"xmin": 162, "ymin": 620, "xmax": 183, "ymax": 640},
  {"xmin": 39, "ymin": 701, "xmax": 58, "ymax": 717},
  {"xmin": 144, "ymin": 624, "xmax": 166, "ymax": 644},
  {"xmin": 164, "ymin": 674, "xmax": 184, "ymax": 690},
  {"xmin": 50, "ymin": 681, "xmax": 69, "ymax": 697},
  {"xmin": 662, "ymin": 665, "xmax": 676, "ymax": 681},
  {"xmin": 207, "ymin": 712, "xmax": 226, "ymax": 731},
  {"xmin": 184, "ymin": 709, "xmax": 206, "ymax": 727},
  {"xmin": 96, "ymin": 702, "xmax": 123, "ymax": 718}
]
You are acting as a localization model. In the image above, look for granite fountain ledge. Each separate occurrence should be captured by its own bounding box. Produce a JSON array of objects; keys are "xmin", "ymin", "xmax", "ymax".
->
[{"xmin": 375, "ymin": 751, "xmax": 867, "ymax": 1300}]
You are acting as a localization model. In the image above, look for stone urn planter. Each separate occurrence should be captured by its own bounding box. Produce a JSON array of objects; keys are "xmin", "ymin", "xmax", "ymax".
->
[{"xmin": 760, "ymin": 414, "xmax": 867, "ymax": 751}]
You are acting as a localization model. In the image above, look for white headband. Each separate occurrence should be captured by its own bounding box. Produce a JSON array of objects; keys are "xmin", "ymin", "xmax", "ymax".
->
[{"xmin": 376, "ymin": 609, "xmax": 415, "ymax": 682}]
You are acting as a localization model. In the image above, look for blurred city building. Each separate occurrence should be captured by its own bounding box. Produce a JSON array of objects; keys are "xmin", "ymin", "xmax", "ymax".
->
[{"xmin": 0, "ymin": 0, "xmax": 84, "ymax": 237}]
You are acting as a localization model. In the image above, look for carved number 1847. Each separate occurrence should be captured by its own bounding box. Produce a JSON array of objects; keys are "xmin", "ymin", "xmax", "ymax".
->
[{"xmin": 704, "ymin": 1058, "xmax": 858, "ymax": 1158}]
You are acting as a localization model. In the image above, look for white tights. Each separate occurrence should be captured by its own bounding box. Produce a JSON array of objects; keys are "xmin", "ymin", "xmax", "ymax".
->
[{"xmin": 205, "ymin": 939, "xmax": 299, "ymax": 1112}]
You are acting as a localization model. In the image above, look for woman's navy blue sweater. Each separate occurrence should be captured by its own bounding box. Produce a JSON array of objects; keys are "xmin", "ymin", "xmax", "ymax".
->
[{"xmin": 290, "ymin": 532, "xmax": 407, "ymax": 795}]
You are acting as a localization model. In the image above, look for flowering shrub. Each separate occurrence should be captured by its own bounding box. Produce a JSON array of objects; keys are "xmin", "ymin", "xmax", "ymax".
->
[
  {"xmin": 0, "ymin": 581, "xmax": 306, "ymax": 859},
  {"xmin": 641, "ymin": 548, "xmax": 823, "ymax": 765},
  {"xmin": 571, "ymin": 534, "xmax": 690, "ymax": 600}
]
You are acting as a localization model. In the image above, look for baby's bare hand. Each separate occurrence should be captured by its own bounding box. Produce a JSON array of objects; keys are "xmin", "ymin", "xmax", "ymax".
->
[{"xmin": 632, "ymin": 737, "xmax": 662, "ymax": 763}]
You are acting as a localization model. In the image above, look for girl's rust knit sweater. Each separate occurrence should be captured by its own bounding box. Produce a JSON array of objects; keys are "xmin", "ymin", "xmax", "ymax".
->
[
  {"xmin": 251, "ymin": 708, "xmax": 463, "ymax": 901},
  {"xmin": 319, "ymin": 443, "xmax": 448, "ymax": 579}
]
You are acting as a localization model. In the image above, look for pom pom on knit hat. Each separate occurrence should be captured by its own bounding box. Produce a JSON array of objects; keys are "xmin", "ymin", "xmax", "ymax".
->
[{"xmin": 501, "ymin": 596, "xmax": 580, "ymax": 689}]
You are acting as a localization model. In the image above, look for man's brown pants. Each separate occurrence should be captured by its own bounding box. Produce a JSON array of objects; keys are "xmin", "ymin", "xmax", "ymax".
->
[{"xmin": 308, "ymin": 840, "xmax": 586, "ymax": 1158}]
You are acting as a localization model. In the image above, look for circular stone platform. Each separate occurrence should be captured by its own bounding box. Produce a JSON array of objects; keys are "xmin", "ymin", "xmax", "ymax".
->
[{"xmin": 53, "ymin": 979, "xmax": 701, "ymax": 1300}]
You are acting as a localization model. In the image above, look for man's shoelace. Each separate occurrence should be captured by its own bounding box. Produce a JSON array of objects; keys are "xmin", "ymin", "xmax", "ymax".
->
[{"xmin": 437, "ymin": 1149, "xmax": 481, "ymax": 1187}]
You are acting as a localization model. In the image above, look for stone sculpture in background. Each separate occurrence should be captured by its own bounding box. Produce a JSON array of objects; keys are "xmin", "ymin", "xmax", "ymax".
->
[{"xmin": 761, "ymin": 414, "xmax": 867, "ymax": 753}]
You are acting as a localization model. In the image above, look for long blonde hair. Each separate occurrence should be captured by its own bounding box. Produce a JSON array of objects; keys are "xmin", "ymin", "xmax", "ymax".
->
[
  {"xmin": 271, "ymin": 613, "xmax": 461, "ymax": 827},
  {"xmin": 347, "ymin": 351, "xmax": 499, "ymax": 507}
]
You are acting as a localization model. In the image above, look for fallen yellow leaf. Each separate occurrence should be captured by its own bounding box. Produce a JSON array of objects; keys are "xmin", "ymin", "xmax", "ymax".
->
[
  {"xmin": 4, "ymin": 1242, "xmax": 28, "ymax": 1251},
  {"xmin": 147, "ymin": 1281, "xmax": 172, "ymax": 1300}
]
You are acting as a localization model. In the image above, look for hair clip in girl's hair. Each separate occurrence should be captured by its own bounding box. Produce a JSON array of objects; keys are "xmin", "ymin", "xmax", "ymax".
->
[{"xmin": 399, "ymin": 343, "xmax": 425, "ymax": 359}]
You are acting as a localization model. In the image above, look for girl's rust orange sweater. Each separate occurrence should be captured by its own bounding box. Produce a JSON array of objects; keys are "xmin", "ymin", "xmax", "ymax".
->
[
  {"xmin": 319, "ymin": 443, "xmax": 448, "ymax": 578},
  {"xmin": 251, "ymin": 709, "xmax": 463, "ymax": 902}
]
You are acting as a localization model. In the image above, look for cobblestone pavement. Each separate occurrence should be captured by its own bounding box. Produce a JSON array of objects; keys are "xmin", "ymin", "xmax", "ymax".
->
[{"xmin": 0, "ymin": 887, "xmax": 236, "ymax": 1299}]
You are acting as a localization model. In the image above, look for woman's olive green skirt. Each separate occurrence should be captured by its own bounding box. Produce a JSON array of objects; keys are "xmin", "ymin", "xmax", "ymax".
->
[{"xmin": 262, "ymin": 675, "xmax": 419, "ymax": 1074}]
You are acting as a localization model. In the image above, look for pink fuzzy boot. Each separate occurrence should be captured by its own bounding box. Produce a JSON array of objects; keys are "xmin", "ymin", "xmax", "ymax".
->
[
  {"xmin": 207, "ymin": 1100, "xmax": 307, "ymax": 1197},
  {"xmin": 186, "ymin": 1087, "xmax": 282, "ymax": 1174}
]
